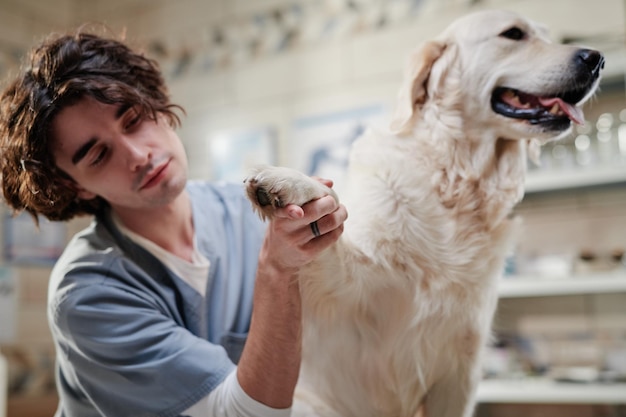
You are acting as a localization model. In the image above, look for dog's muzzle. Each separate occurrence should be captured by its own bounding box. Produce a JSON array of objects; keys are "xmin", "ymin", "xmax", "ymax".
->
[{"xmin": 490, "ymin": 48, "xmax": 604, "ymax": 131}]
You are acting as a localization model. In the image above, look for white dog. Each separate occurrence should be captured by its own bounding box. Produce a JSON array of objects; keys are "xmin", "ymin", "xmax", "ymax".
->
[{"xmin": 244, "ymin": 9, "xmax": 603, "ymax": 417}]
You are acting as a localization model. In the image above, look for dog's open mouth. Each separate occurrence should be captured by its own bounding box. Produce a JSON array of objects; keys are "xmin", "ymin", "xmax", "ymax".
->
[{"xmin": 491, "ymin": 87, "xmax": 587, "ymax": 127}]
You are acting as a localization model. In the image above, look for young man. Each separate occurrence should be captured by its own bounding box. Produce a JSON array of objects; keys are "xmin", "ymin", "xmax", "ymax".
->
[{"xmin": 0, "ymin": 30, "xmax": 347, "ymax": 417}]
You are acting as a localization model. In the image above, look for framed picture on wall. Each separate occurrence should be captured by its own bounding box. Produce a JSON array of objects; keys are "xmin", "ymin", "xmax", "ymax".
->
[
  {"xmin": 207, "ymin": 126, "xmax": 278, "ymax": 182},
  {"xmin": 0, "ymin": 266, "xmax": 17, "ymax": 343},
  {"xmin": 290, "ymin": 103, "xmax": 389, "ymax": 194},
  {"xmin": 3, "ymin": 212, "xmax": 66, "ymax": 266}
]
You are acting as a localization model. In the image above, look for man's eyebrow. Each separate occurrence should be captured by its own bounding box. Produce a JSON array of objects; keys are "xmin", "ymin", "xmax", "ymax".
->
[{"xmin": 71, "ymin": 138, "xmax": 97, "ymax": 165}]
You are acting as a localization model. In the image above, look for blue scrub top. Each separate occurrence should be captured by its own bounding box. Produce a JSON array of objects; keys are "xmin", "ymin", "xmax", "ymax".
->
[{"xmin": 48, "ymin": 181, "xmax": 266, "ymax": 417}]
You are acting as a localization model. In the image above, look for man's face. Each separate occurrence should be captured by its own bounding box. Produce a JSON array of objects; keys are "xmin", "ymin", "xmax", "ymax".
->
[{"xmin": 50, "ymin": 96, "xmax": 189, "ymax": 213}]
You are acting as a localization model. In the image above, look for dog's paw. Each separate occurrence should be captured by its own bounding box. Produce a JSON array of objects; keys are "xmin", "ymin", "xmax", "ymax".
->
[{"xmin": 244, "ymin": 165, "xmax": 337, "ymax": 220}]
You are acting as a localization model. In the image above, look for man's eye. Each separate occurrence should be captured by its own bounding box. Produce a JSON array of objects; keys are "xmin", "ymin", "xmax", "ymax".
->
[
  {"xmin": 125, "ymin": 111, "xmax": 142, "ymax": 130},
  {"xmin": 125, "ymin": 117, "xmax": 140, "ymax": 130},
  {"xmin": 90, "ymin": 148, "xmax": 108, "ymax": 166}
]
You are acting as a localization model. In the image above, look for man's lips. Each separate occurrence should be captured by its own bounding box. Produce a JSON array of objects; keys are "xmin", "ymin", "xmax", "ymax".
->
[{"xmin": 138, "ymin": 160, "xmax": 170, "ymax": 190}]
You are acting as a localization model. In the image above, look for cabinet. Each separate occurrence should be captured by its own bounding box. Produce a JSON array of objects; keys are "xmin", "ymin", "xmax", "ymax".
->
[
  {"xmin": 477, "ymin": 161, "xmax": 626, "ymax": 406},
  {"xmin": 525, "ymin": 166, "xmax": 626, "ymax": 194},
  {"xmin": 478, "ymin": 378, "xmax": 626, "ymax": 405},
  {"xmin": 477, "ymin": 271, "xmax": 626, "ymax": 405}
]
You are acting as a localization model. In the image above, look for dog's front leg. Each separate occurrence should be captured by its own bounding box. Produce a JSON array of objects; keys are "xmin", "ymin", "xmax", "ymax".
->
[{"xmin": 422, "ymin": 365, "xmax": 481, "ymax": 417}]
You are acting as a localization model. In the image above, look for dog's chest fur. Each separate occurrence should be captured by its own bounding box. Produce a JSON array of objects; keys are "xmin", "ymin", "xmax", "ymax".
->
[{"xmin": 295, "ymin": 122, "xmax": 521, "ymax": 416}]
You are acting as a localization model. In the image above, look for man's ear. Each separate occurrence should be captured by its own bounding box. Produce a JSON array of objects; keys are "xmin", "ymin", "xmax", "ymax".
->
[
  {"xmin": 57, "ymin": 175, "xmax": 97, "ymax": 200},
  {"xmin": 76, "ymin": 187, "xmax": 97, "ymax": 200}
]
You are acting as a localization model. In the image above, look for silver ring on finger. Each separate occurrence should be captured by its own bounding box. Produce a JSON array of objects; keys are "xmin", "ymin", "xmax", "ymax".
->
[{"xmin": 310, "ymin": 221, "xmax": 321, "ymax": 238}]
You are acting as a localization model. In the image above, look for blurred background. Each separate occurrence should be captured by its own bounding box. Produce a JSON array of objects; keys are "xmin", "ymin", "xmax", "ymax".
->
[{"xmin": 0, "ymin": 0, "xmax": 625, "ymax": 416}]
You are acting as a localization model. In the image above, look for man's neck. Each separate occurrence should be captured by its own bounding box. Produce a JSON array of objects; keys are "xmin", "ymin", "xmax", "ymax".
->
[{"xmin": 112, "ymin": 190, "xmax": 195, "ymax": 261}]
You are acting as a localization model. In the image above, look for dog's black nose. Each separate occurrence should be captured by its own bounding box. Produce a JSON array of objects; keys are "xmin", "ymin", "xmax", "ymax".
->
[{"xmin": 576, "ymin": 49, "xmax": 605, "ymax": 77}]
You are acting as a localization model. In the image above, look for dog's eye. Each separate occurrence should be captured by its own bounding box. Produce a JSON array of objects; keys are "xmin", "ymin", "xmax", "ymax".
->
[{"xmin": 499, "ymin": 27, "xmax": 525, "ymax": 41}]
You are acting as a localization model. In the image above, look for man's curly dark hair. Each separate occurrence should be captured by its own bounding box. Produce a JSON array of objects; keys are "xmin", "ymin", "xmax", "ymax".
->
[{"xmin": 0, "ymin": 29, "xmax": 183, "ymax": 223}]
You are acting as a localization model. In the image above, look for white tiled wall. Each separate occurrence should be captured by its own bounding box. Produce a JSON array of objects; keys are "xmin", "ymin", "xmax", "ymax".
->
[{"xmin": 0, "ymin": 0, "xmax": 74, "ymax": 50}]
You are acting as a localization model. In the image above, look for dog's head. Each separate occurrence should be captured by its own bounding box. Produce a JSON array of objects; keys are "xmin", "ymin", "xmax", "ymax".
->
[{"xmin": 390, "ymin": 9, "xmax": 604, "ymax": 145}]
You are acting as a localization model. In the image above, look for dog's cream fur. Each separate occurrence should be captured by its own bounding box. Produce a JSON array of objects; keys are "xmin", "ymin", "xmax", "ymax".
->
[{"xmin": 244, "ymin": 9, "xmax": 603, "ymax": 417}]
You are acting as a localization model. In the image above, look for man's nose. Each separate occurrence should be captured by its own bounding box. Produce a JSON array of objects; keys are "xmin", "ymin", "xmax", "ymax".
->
[{"xmin": 121, "ymin": 136, "xmax": 151, "ymax": 171}]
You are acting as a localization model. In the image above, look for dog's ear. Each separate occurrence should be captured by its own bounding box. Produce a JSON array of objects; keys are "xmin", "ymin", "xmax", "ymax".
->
[{"xmin": 390, "ymin": 41, "xmax": 446, "ymax": 135}]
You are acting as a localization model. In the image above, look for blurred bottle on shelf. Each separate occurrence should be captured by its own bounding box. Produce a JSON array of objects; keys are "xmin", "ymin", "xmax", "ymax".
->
[
  {"xmin": 531, "ymin": 110, "xmax": 626, "ymax": 173},
  {"xmin": 550, "ymin": 139, "xmax": 576, "ymax": 171},
  {"xmin": 575, "ymin": 121, "xmax": 595, "ymax": 167},
  {"xmin": 574, "ymin": 134, "xmax": 594, "ymax": 166},
  {"xmin": 595, "ymin": 113, "xmax": 614, "ymax": 165},
  {"xmin": 617, "ymin": 109, "xmax": 626, "ymax": 166}
]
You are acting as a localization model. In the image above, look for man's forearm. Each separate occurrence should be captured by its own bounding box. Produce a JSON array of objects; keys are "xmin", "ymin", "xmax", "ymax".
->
[{"xmin": 237, "ymin": 261, "xmax": 302, "ymax": 409}]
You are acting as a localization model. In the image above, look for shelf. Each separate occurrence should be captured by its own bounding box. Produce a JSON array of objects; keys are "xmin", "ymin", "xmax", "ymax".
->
[
  {"xmin": 525, "ymin": 166, "xmax": 626, "ymax": 193},
  {"xmin": 498, "ymin": 271, "xmax": 626, "ymax": 298},
  {"xmin": 477, "ymin": 379, "xmax": 626, "ymax": 404}
]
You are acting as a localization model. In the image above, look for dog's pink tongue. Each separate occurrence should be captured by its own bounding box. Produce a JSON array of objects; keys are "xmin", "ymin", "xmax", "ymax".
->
[{"xmin": 539, "ymin": 97, "xmax": 585, "ymax": 125}]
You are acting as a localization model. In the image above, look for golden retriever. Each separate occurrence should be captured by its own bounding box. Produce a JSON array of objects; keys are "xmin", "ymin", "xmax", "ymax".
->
[{"xmin": 244, "ymin": 9, "xmax": 603, "ymax": 417}]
